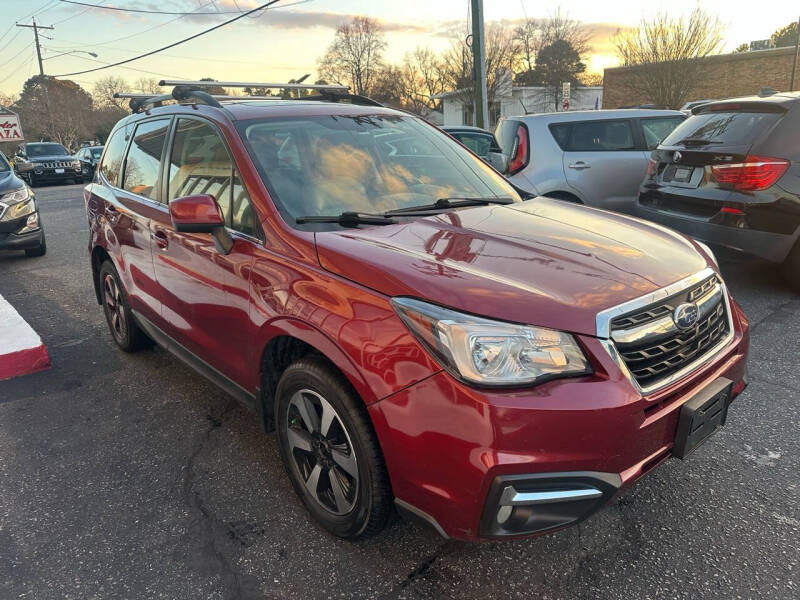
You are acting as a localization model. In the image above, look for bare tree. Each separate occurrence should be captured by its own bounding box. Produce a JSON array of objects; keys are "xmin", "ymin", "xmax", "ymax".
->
[
  {"xmin": 134, "ymin": 77, "xmax": 163, "ymax": 95},
  {"xmin": 438, "ymin": 22, "xmax": 522, "ymax": 116},
  {"xmin": 614, "ymin": 9, "xmax": 725, "ymax": 109},
  {"xmin": 318, "ymin": 16, "xmax": 387, "ymax": 95},
  {"xmin": 92, "ymin": 75, "xmax": 129, "ymax": 110}
]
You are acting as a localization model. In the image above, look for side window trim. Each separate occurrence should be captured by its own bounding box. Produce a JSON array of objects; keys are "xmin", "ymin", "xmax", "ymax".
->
[{"xmin": 121, "ymin": 116, "xmax": 174, "ymax": 204}]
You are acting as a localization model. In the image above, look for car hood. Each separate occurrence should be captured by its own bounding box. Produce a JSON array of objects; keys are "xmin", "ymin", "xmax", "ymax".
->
[
  {"xmin": 315, "ymin": 198, "xmax": 710, "ymax": 336},
  {"xmin": 0, "ymin": 170, "xmax": 23, "ymax": 194}
]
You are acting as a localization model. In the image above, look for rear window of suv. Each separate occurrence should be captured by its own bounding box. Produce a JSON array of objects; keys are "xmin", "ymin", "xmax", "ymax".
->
[{"xmin": 660, "ymin": 107, "xmax": 783, "ymax": 147}]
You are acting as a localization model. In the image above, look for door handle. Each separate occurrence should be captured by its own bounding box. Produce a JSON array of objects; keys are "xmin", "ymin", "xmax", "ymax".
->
[
  {"xmin": 568, "ymin": 162, "xmax": 591, "ymax": 170},
  {"xmin": 152, "ymin": 230, "xmax": 169, "ymax": 249}
]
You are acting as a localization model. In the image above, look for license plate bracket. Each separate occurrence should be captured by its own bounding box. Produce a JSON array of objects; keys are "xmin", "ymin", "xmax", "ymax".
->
[{"xmin": 673, "ymin": 378, "xmax": 732, "ymax": 459}]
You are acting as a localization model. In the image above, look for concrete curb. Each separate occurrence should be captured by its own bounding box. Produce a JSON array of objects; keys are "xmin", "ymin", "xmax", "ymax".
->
[{"xmin": 0, "ymin": 293, "xmax": 51, "ymax": 381}]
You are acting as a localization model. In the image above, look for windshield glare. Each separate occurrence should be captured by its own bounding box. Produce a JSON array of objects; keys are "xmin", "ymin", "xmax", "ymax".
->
[
  {"xmin": 661, "ymin": 111, "xmax": 782, "ymax": 147},
  {"xmin": 27, "ymin": 143, "xmax": 70, "ymax": 157},
  {"xmin": 238, "ymin": 114, "xmax": 519, "ymax": 223}
]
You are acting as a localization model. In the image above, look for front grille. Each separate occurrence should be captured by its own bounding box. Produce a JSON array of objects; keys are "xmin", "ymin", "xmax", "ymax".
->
[
  {"xmin": 611, "ymin": 275, "xmax": 730, "ymax": 389},
  {"xmin": 40, "ymin": 161, "xmax": 74, "ymax": 169}
]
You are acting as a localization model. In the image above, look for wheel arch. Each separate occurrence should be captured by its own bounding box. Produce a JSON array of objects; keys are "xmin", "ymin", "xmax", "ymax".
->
[
  {"xmin": 91, "ymin": 245, "xmax": 112, "ymax": 305},
  {"xmin": 256, "ymin": 319, "xmax": 377, "ymax": 432}
]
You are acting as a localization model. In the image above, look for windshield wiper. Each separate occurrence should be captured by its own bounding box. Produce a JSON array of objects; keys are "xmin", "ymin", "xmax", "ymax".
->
[
  {"xmin": 384, "ymin": 196, "xmax": 514, "ymax": 215},
  {"xmin": 296, "ymin": 212, "xmax": 397, "ymax": 226},
  {"xmin": 677, "ymin": 138, "xmax": 725, "ymax": 147}
]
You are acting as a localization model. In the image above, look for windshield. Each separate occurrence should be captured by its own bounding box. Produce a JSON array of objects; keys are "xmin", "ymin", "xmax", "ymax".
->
[
  {"xmin": 27, "ymin": 143, "xmax": 70, "ymax": 157},
  {"xmin": 91, "ymin": 147, "xmax": 103, "ymax": 158},
  {"xmin": 237, "ymin": 114, "xmax": 520, "ymax": 225},
  {"xmin": 661, "ymin": 110, "xmax": 782, "ymax": 147},
  {"xmin": 447, "ymin": 132, "xmax": 494, "ymax": 157}
]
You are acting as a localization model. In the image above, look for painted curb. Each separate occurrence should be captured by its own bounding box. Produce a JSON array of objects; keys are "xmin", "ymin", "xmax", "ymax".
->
[{"xmin": 0, "ymin": 293, "xmax": 51, "ymax": 381}]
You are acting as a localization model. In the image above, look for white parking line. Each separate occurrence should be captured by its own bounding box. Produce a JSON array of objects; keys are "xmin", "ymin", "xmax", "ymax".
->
[{"xmin": 0, "ymin": 293, "xmax": 51, "ymax": 380}]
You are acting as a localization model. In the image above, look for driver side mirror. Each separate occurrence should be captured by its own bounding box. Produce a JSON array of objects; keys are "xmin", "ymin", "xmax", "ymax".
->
[
  {"xmin": 487, "ymin": 151, "xmax": 509, "ymax": 174},
  {"xmin": 169, "ymin": 194, "xmax": 233, "ymax": 254}
]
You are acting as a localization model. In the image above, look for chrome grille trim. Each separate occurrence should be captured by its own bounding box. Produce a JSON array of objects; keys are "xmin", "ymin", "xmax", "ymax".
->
[
  {"xmin": 40, "ymin": 160, "xmax": 74, "ymax": 169},
  {"xmin": 596, "ymin": 267, "xmax": 735, "ymax": 396}
]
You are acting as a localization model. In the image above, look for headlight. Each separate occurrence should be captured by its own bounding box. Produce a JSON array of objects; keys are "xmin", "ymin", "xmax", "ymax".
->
[
  {"xmin": 695, "ymin": 240, "xmax": 718, "ymax": 267},
  {"xmin": 1, "ymin": 187, "xmax": 30, "ymax": 204},
  {"xmin": 392, "ymin": 297, "xmax": 591, "ymax": 386},
  {"xmin": 0, "ymin": 188, "xmax": 35, "ymax": 222},
  {"xmin": 73, "ymin": 160, "xmax": 81, "ymax": 169}
]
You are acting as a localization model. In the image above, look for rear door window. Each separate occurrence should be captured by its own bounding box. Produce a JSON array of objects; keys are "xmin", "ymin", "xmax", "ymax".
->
[
  {"xmin": 99, "ymin": 127, "xmax": 128, "ymax": 187},
  {"xmin": 660, "ymin": 109, "xmax": 783, "ymax": 147},
  {"xmin": 550, "ymin": 120, "xmax": 635, "ymax": 151},
  {"xmin": 641, "ymin": 117, "xmax": 685, "ymax": 150},
  {"xmin": 123, "ymin": 118, "xmax": 170, "ymax": 201}
]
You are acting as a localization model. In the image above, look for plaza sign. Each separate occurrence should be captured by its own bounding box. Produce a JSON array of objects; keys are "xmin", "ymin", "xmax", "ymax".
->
[{"xmin": 0, "ymin": 107, "xmax": 24, "ymax": 142}]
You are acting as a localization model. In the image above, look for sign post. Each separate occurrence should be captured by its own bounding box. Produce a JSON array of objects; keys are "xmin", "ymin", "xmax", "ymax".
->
[{"xmin": 0, "ymin": 107, "xmax": 24, "ymax": 142}]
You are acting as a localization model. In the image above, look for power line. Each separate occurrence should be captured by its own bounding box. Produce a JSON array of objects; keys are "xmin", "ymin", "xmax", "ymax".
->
[
  {"xmin": 52, "ymin": 0, "xmax": 108, "ymax": 25},
  {"xmin": 17, "ymin": 17, "xmax": 55, "ymax": 76},
  {"xmin": 53, "ymin": 0, "xmax": 282, "ymax": 77},
  {"xmin": 56, "ymin": 52, "xmax": 185, "ymax": 80},
  {"xmin": 58, "ymin": 0, "xmax": 253, "ymax": 16}
]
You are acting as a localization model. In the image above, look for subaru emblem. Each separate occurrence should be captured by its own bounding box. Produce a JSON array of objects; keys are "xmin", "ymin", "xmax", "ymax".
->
[
  {"xmin": 673, "ymin": 302, "xmax": 699, "ymax": 331},
  {"xmin": 673, "ymin": 151, "xmax": 682, "ymax": 163}
]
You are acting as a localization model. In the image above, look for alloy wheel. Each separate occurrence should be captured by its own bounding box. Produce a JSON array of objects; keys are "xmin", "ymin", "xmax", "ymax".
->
[
  {"xmin": 103, "ymin": 273, "xmax": 127, "ymax": 341},
  {"xmin": 286, "ymin": 389, "xmax": 359, "ymax": 515}
]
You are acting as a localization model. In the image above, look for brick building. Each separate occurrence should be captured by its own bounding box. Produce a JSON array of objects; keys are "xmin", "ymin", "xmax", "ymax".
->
[{"xmin": 603, "ymin": 46, "xmax": 800, "ymax": 108}]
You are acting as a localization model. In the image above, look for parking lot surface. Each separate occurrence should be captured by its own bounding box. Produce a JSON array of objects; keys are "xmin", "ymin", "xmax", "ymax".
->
[{"xmin": 0, "ymin": 183, "xmax": 798, "ymax": 600}]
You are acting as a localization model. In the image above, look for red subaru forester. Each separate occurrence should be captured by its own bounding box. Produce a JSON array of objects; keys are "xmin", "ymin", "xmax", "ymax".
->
[{"xmin": 85, "ymin": 83, "xmax": 749, "ymax": 541}]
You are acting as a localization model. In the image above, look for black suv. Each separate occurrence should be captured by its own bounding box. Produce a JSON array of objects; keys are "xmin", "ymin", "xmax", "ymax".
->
[
  {"xmin": 638, "ymin": 92, "xmax": 800, "ymax": 289},
  {"xmin": 0, "ymin": 151, "xmax": 46, "ymax": 257},
  {"xmin": 14, "ymin": 142, "xmax": 83, "ymax": 186}
]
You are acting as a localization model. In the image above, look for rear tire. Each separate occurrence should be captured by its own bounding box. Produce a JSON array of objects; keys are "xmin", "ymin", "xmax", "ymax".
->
[
  {"xmin": 275, "ymin": 356, "xmax": 392, "ymax": 539},
  {"xmin": 99, "ymin": 260, "xmax": 151, "ymax": 352},
  {"xmin": 781, "ymin": 239, "xmax": 800, "ymax": 292},
  {"xmin": 24, "ymin": 233, "xmax": 46, "ymax": 257}
]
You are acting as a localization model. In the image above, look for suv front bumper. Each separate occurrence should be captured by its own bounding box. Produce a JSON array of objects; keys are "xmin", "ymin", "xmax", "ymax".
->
[{"xmin": 370, "ymin": 298, "xmax": 749, "ymax": 541}]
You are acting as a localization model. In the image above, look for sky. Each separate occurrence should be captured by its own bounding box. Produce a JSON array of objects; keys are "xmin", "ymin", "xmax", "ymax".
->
[{"xmin": 0, "ymin": 0, "xmax": 798, "ymax": 98}]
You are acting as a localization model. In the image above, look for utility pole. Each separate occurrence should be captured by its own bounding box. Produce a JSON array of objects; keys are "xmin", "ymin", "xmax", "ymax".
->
[
  {"xmin": 16, "ymin": 17, "xmax": 54, "ymax": 77},
  {"xmin": 791, "ymin": 15, "xmax": 800, "ymax": 91},
  {"xmin": 470, "ymin": 0, "xmax": 489, "ymax": 129}
]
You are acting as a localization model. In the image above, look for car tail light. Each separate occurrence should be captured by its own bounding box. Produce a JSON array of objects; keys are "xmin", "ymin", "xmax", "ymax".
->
[
  {"xmin": 507, "ymin": 124, "xmax": 529, "ymax": 175},
  {"xmin": 645, "ymin": 158, "xmax": 658, "ymax": 177},
  {"xmin": 711, "ymin": 155, "xmax": 789, "ymax": 191}
]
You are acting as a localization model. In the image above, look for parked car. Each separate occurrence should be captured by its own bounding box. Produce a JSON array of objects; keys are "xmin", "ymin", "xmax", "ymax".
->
[
  {"xmin": 86, "ymin": 87, "xmax": 748, "ymax": 541},
  {"xmin": 14, "ymin": 142, "xmax": 83, "ymax": 187},
  {"xmin": 75, "ymin": 145, "xmax": 104, "ymax": 182},
  {"xmin": 441, "ymin": 125, "xmax": 507, "ymax": 171},
  {"xmin": 0, "ymin": 151, "xmax": 46, "ymax": 257},
  {"xmin": 638, "ymin": 92, "xmax": 800, "ymax": 290},
  {"xmin": 679, "ymin": 99, "xmax": 717, "ymax": 114},
  {"xmin": 495, "ymin": 109, "xmax": 685, "ymax": 212}
]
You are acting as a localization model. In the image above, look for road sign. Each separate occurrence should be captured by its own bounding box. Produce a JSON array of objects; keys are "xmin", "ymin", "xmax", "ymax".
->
[
  {"xmin": 562, "ymin": 82, "xmax": 571, "ymax": 100},
  {"xmin": 0, "ymin": 107, "xmax": 24, "ymax": 142},
  {"xmin": 562, "ymin": 98, "xmax": 570, "ymax": 111}
]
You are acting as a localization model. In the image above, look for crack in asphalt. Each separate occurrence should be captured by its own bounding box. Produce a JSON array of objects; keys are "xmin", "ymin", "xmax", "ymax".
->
[
  {"xmin": 182, "ymin": 400, "xmax": 263, "ymax": 600},
  {"xmin": 379, "ymin": 541, "xmax": 462, "ymax": 599}
]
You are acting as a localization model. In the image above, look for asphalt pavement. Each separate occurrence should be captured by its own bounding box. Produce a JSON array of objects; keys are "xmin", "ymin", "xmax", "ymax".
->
[{"xmin": 0, "ymin": 183, "xmax": 798, "ymax": 600}]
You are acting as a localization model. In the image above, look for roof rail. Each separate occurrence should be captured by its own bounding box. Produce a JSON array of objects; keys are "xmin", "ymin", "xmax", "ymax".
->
[
  {"xmin": 158, "ymin": 79, "xmax": 384, "ymax": 107},
  {"xmin": 114, "ymin": 92, "xmax": 279, "ymax": 101},
  {"xmin": 158, "ymin": 79, "xmax": 349, "ymax": 92}
]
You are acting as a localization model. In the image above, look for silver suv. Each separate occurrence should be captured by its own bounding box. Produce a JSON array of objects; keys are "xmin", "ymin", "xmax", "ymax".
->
[{"xmin": 495, "ymin": 110, "xmax": 685, "ymax": 213}]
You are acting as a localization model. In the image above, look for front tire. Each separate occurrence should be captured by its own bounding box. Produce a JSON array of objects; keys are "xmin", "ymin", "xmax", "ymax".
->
[
  {"xmin": 782, "ymin": 239, "xmax": 800, "ymax": 292},
  {"xmin": 99, "ymin": 260, "xmax": 151, "ymax": 352},
  {"xmin": 276, "ymin": 356, "xmax": 392, "ymax": 539}
]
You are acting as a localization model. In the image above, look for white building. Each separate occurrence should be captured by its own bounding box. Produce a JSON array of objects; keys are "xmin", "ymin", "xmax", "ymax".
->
[{"xmin": 432, "ymin": 86, "xmax": 603, "ymax": 128}]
